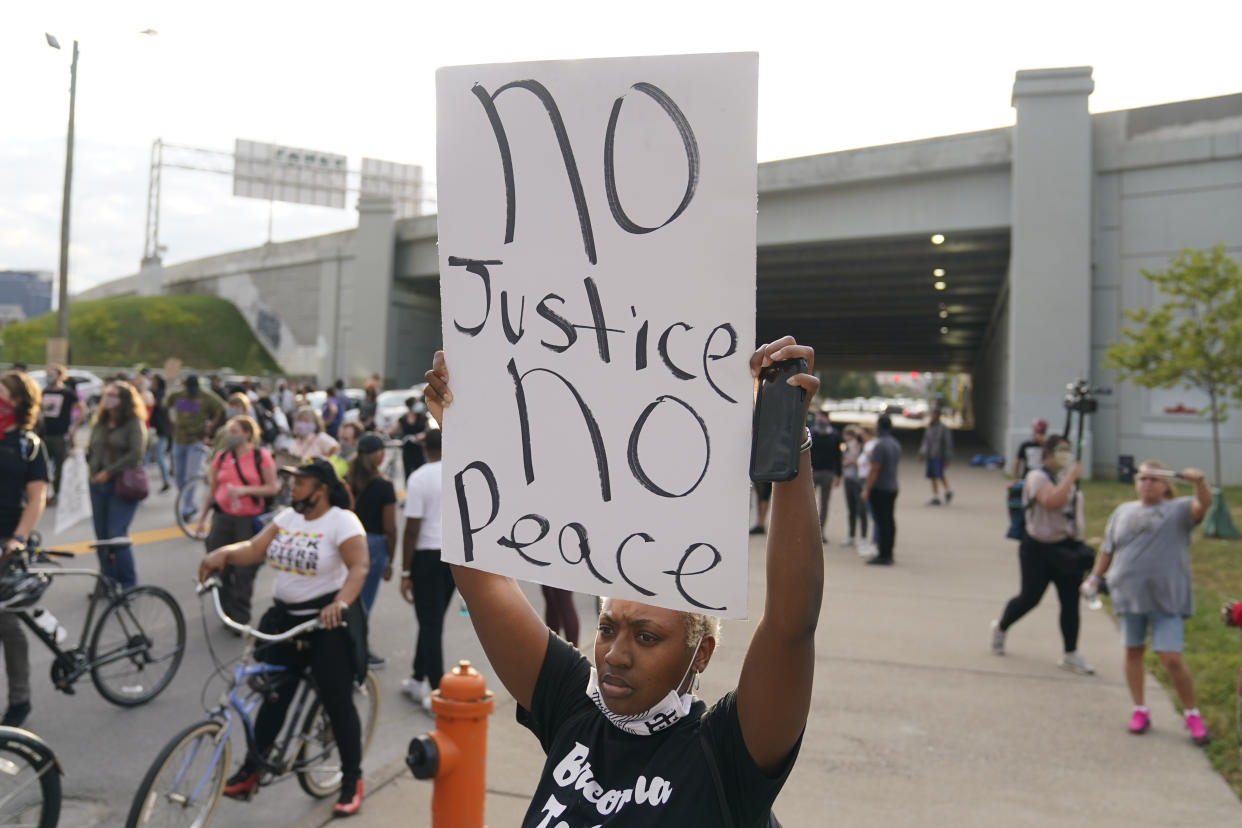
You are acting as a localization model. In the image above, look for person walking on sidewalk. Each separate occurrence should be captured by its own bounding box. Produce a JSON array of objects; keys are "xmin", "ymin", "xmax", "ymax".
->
[
  {"xmin": 917, "ymin": 408, "xmax": 954, "ymax": 505},
  {"xmin": 810, "ymin": 411, "xmax": 842, "ymax": 542},
  {"xmin": 862, "ymin": 414, "xmax": 901, "ymax": 566},
  {"xmin": 420, "ymin": 336, "xmax": 821, "ymax": 827},
  {"xmin": 840, "ymin": 425, "xmax": 869, "ymax": 549},
  {"xmin": 399, "ymin": 428, "xmax": 454, "ymax": 711},
  {"xmin": 86, "ymin": 381, "xmax": 148, "ymax": 589},
  {"xmin": 991, "ymin": 435, "xmax": 1095, "ymax": 675},
  {"xmin": 0, "ymin": 371, "xmax": 49, "ymax": 727},
  {"xmin": 1083, "ymin": 461, "xmax": 1212, "ymax": 742}
]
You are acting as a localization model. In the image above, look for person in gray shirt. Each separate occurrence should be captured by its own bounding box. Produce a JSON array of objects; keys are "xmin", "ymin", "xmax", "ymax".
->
[
  {"xmin": 1083, "ymin": 460, "xmax": 1212, "ymax": 743},
  {"xmin": 862, "ymin": 414, "xmax": 901, "ymax": 566},
  {"xmin": 917, "ymin": 408, "xmax": 954, "ymax": 505}
]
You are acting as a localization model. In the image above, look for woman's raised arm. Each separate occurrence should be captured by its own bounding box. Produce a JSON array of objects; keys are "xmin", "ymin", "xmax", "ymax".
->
[{"xmin": 735, "ymin": 337, "xmax": 824, "ymax": 773}]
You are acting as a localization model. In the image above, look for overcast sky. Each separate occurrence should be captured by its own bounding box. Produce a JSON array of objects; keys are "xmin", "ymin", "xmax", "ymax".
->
[{"xmin": 4, "ymin": 0, "xmax": 1240, "ymax": 294}]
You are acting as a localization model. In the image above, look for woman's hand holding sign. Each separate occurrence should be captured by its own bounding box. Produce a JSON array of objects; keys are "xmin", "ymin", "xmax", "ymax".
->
[{"xmin": 424, "ymin": 351, "xmax": 451, "ymax": 429}]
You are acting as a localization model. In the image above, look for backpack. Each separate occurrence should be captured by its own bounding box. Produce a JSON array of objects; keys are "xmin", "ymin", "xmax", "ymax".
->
[
  {"xmin": 214, "ymin": 447, "xmax": 276, "ymax": 513},
  {"xmin": 253, "ymin": 405, "xmax": 280, "ymax": 447},
  {"xmin": 1, "ymin": 431, "xmax": 46, "ymax": 509},
  {"xmin": 3, "ymin": 431, "xmax": 44, "ymax": 465}
]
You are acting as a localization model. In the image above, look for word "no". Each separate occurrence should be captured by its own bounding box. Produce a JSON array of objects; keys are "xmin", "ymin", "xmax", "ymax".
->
[{"xmin": 471, "ymin": 80, "xmax": 701, "ymax": 265}]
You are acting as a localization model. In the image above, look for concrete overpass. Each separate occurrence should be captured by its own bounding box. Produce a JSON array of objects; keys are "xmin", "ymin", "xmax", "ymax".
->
[{"xmin": 82, "ymin": 68, "xmax": 1242, "ymax": 481}]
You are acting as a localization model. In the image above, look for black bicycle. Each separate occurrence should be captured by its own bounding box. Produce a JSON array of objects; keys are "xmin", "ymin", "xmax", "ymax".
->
[
  {"xmin": 126, "ymin": 578, "xmax": 379, "ymax": 827},
  {"xmin": 0, "ymin": 725, "xmax": 62, "ymax": 827},
  {"xmin": 12, "ymin": 535, "xmax": 186, "ymax": 706}
]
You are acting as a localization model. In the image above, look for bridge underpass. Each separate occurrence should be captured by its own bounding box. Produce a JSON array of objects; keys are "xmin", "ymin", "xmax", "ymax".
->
[{"xmin": 755, "ymin": 228, "xmax": 1010, "ymax": 375}]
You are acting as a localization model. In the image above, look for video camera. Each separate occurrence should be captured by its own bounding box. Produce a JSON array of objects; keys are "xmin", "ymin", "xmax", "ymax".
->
[{"xmin": 1063, "ymin": 378, "xmax": 1110, "ymax": 415}]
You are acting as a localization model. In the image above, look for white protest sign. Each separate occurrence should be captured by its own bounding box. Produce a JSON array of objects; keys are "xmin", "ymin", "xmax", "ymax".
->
[
  {"xmin": 54, "ymin": 450, "xmax": 92, "ymax": 536},
  {"xmin": 436, "ymin": 53, "xmax": 757, "ymax": 618}
]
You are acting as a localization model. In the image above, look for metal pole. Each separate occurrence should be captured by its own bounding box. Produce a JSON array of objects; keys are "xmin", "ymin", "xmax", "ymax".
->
[
  {"xmin": 55, "ymin": 40, "xmax": 79, "ymax": 342},
  {"xmin": 143, "ymin": 138, "xmax": 163, "ymax": 261}
]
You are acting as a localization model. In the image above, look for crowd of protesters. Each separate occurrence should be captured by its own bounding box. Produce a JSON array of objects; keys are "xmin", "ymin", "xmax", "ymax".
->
[{"xmin": 1, "ymin": 355, "xmax": 1230, "ymax": 820}]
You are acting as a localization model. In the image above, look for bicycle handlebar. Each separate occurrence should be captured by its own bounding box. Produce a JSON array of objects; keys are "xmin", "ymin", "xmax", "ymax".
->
[{"xmin": 197, "ymin": 577, "xmax": 323, "ymax": 641}]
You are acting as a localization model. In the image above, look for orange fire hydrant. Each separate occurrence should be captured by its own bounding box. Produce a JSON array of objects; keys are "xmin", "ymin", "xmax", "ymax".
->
[{"xmin": 406, "ymin": 660, "xmax": 495, "ymax": 828}]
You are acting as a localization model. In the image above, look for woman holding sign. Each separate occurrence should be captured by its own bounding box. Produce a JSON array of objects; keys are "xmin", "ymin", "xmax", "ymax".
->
[{"xmin": 423, "ymin": 335, "xmax": 820, "ymax": 827}]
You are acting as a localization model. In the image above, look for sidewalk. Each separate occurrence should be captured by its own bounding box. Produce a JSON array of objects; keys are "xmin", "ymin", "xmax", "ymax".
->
[{"xmin": 301, "ymin": 439, "xmax": 1242, "ymax": 826}]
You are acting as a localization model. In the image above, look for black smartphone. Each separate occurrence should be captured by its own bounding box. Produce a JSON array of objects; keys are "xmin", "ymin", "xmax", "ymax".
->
[{"xmin": 749, "ymin": 358, "xmax": 808, "ymax": 482}]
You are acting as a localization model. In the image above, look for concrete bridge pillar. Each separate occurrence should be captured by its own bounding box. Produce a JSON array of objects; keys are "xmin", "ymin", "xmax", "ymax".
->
[
  {"xmin": 1006, "ymin": 67, "xmax": 1095, "ymax": 471},
  {"xmin": 344, "ymin": 194, "xmax": 397, "ymax": 385}
]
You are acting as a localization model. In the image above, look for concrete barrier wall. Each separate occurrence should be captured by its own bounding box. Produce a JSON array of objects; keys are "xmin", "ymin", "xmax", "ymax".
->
[{"xmin": 1090, "ymin": 102, "xmax": 1242, "ymax": 482}]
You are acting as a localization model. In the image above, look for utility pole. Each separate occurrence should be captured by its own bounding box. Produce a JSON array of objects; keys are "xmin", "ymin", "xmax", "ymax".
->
[{"xmin": 47, "ymin": 34, "xmax": 78, "ymax": 360}]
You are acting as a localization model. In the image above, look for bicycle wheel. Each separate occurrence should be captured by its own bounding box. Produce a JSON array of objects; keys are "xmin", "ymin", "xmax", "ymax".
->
[
  {"xmin": 89, "ymin": 586, "xmax": 186, "ymax": 706},
  {"xmin": 295, "ymin": 671, "xmax": 380, "ymax": 798},
  {"xmin": 0, "ymin": 728, "xmax": 60, "ymax": 828},
  {"xmin": 175, "ymin": 474, "xmax": 212, "ymax": 540},
  {"xmin": 126, "ymin": 719, "xmax": 228, "ymax": 828}
]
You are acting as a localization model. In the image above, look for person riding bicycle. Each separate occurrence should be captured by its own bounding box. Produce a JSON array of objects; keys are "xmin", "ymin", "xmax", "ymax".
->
[
  {"xmin": 196, "ymin": 415, "xmax": 280, "ymax": 626},
  {"xmin": 199, "ymin": 456, "xmax": 369, "ymax": 817},
  {"xmin": 421, "ymin": 337, "xmax": 821, "ymax": 827},
  {"xmin": 0, "ymin": 370, "xmax": 49, "ymax": 727}
]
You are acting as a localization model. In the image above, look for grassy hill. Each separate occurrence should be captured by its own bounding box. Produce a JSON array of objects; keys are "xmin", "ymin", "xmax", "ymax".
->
[{"xmin": 0, "ymin": 294, "xmax": 281, "ymax": 373}]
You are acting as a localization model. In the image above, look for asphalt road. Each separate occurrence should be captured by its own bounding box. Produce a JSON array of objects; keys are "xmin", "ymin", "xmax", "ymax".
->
[{"xmin": 23, "ymin": 483, "xmax": 590, "ymax": 827}]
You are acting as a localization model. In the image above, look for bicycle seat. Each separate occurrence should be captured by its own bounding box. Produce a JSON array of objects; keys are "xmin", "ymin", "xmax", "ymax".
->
[{"xmin": 90, "ymin": 537, "xmax": 133, "ymax": 549}]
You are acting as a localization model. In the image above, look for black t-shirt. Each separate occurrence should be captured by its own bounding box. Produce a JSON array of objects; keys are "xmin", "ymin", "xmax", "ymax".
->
[
  {"xmin": 40, "ymin": 387, "xmax": 77, "ymax": 437},
  {"xmin": 809, "ymin": 427, "xmax": 842, "ymax": 474},
  {"xmin": 352, "ymin": 477, "xmax": 396, "ymax": 535},
  {"xmin": 516, "ymin": 633, "xmax": 799, "ymax": 827},
  {"xmin": 0, "ymin": 430, "xmax": 50, "ymax": 538}
]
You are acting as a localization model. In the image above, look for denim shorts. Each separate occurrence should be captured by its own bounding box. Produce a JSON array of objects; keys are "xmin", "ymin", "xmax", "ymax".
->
[{"xmin": 1119, "ymin": 612, "xmax": 1184, "ymax": 652}]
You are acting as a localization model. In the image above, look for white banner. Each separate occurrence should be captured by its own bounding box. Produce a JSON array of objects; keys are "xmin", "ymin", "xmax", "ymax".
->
[
  {"xmin": 54, "ymin": 450, "xmax": 91, "ymax": 537},
  {"xmin": 436, "ymin": 53, "xmax": 758, "ymax": 617}
]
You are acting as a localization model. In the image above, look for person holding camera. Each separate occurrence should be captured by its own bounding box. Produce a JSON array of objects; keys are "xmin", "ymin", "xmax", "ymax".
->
[
  {"xmin": 991, "ymin": 434, "xmax": 1094, "ymax": 675},
  {"xmin": 1084, "ymin": 461, "xmax": 1211, "ymax": 741}
]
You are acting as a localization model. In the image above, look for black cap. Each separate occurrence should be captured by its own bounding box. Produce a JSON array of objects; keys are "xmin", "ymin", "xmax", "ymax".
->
[
  {"xmin": 279, "ymin": 456, "xmax": 340, "ymax": 486},
  {"xmin": 358, "ymin": 432, "xmax": 385, "ymax": 454}
]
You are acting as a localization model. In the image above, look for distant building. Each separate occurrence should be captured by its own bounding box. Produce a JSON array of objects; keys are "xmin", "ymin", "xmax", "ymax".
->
[
  {"xmin": 0, "ymin": 271, "xmax": 53, "ymax": 321},
  {"xmin": 0, "ymin": 304, "xmax": 24, "ymax": 330}
]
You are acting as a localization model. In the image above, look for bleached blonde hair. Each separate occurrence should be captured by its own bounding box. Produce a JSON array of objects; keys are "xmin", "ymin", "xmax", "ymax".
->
[{"xmin": 598, "ymin": 597, "xmax": 721, "ymax": 650}]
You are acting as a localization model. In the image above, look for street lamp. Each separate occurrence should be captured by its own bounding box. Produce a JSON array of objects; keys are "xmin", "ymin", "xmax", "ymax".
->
[{"xmin": 45, "ymin": 33, "xmax": 78, "ymax": 359}]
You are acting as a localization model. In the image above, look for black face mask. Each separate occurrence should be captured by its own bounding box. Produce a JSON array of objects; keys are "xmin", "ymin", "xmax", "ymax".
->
[{"xmin": 291, "ymin": 485, "xmax": 322, "ymax": 515}]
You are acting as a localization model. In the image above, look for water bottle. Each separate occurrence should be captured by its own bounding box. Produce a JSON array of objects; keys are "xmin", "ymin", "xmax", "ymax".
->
[
  {"xmin": 32, "ymin": 609, "xmax": 68, "ymax": 644},
  {"xmin": 226, "ymin": 483, "xmax": 242, "ymax": 513},
  {"xmin": 1081, "ymin": 580, "xmax": 1103, "ymax": 612}
]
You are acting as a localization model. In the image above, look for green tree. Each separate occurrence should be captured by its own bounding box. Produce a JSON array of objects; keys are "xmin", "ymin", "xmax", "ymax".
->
[
  {"xmin": 818, "ymin": 370, "xmax": 879, "ymax": 400},
  {"xmin": 1103, "ymin": 244, "xmax": 1242, "ymax": 537}
]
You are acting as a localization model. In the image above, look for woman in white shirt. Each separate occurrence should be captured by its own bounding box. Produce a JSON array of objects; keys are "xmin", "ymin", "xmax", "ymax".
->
[{"xmin": 199, "ymin": 457, "xmax": 369, "ymax": 817}]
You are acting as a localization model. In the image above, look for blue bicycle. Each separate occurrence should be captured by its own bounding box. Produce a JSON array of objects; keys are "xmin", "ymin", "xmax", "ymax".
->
[{"xmin": 125, "ymin": 578, "xmax": 379, "ymax": 828}]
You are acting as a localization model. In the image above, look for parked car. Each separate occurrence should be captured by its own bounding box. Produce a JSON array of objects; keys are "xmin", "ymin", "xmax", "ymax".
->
[
  {"xmin": 26, "ymin": 368, "xmax": 105, "ymax": 407},
  {"xmin": 375, "ymin": 384, "xmax": 427, "ymax": 433}
]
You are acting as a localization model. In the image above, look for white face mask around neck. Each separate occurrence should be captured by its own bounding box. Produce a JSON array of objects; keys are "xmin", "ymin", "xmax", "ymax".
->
[{"xmin": 586, "ymin": 638, "xmax": 702, "ymax": 736}]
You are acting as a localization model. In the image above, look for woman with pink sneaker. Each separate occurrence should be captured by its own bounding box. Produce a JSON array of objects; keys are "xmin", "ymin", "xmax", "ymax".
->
[{"xmin": 1082, "ymin": 460, "xmax": 1212, "ymax": 743}]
